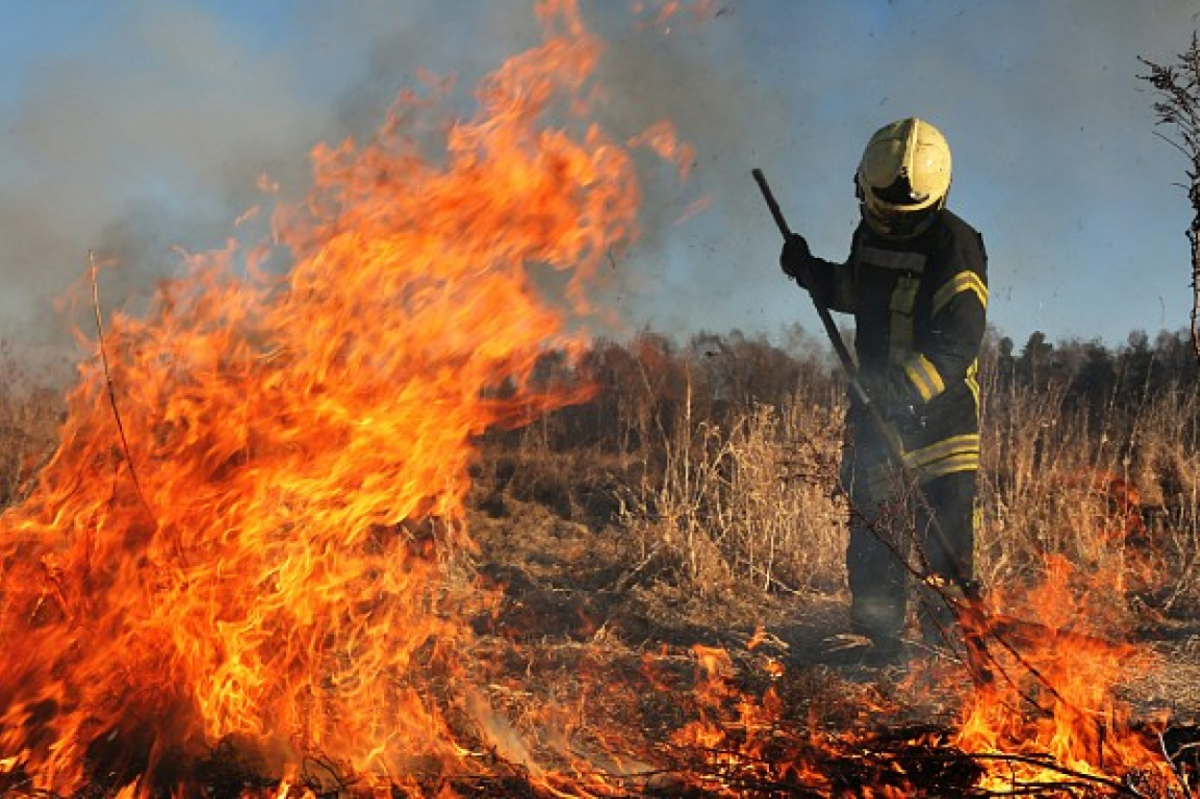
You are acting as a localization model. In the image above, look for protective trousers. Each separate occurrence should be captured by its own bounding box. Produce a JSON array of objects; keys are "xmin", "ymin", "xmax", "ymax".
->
[{"xmin": 841, "ymin": 424, "xmax": 976, "ymax": 648}]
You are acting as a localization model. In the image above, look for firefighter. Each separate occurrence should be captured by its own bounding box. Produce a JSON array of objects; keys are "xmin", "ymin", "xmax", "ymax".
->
[{"xmin": 779, "ymin": 117, "xmax": 988, "ymax": 662}]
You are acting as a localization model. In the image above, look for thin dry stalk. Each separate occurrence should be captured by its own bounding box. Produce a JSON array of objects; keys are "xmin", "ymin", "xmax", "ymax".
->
[
  {"xmin": 620, "ymin": 381, "xmax": 845, "ymax": 594},
  {"xmin": 89, "ymin": 252, "xmax": 153, "ymax": 523}
]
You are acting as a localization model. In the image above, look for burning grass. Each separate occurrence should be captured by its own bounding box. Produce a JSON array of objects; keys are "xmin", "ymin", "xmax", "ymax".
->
[
  {"xmin": 1, "ymin": 0, "xmax": 1199, "ymax": 795},
  {"xmin": 465, "ymin": 487, "xmax": 1200, "ymax": 797},
  {"xmin": 3, "ymin": 368, "xmax": 1199, "ymax": 797}
]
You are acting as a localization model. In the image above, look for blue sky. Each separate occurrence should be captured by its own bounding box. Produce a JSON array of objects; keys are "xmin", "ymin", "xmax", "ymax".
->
[{"xmin": 0, "ymin": 1, "xmax": 1195, "ymax": 354}]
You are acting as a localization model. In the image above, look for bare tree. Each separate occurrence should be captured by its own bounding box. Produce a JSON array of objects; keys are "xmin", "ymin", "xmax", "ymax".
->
[{"xmin": 1139, "ymin": 32, "xmax": 1200, "ymax": 368}]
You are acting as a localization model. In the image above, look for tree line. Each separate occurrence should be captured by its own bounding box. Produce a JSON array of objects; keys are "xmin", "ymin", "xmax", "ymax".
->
[
  {"xmin": 994, "ymin": 327, "xmax": 1199, "ymax": 427},
  {"xmin": 512, "ymin": 324, "xmax": 1200, "ymax": 461}
]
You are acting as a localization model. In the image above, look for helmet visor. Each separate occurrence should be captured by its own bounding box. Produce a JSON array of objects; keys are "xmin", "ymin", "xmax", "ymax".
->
[{"xmin": 862, "ymin": 198, "xmax": 939, "ymax": 239}]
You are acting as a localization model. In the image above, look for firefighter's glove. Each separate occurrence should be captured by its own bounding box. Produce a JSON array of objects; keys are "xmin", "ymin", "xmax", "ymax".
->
[
  {"xmin": 779, "ymin": 233, "xmax": 816, "ymax": 287},
  {"xmin": 884, "ymin": 403, "xmax": 923, "ymax": 439},
  {"xmin": 864, "ymin": 372, "xmax": 907, "ymax": 408},
  {"xmin": 866, "ymin": 372, "xmax": 923, "ymax": 436}
]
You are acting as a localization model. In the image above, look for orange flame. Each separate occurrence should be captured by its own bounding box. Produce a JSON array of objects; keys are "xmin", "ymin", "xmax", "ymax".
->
[
  {"xmin": 958, "ymin": 553, "xmax": 1170, "ymax": 789},
  {"xmin": 0, "ymin": 1, "xmax": 684, "ymax": 794}
]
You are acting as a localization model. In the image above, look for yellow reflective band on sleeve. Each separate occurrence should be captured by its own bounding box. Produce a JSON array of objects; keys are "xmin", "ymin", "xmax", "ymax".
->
[
  {"xmin": 902, "ymin": 354, "xmax": 945, "ymax": 402},
  {"xmin": 904, "ymin": 434, "xmax": 980, "ymax": 466},
  {"xmin": 902, "ymin": 434, "xmax": 980, "ymax": 480},
  {"xmin": 932, "ymin": 271, "xmax": 989, "ymax": 316},
  {"xmin": 923, "ymin": 452, "xmax": 979, "ymax": 477},
  {"xmin": 860, "ymin": 434, "xmax": 980, "ymax": 498},
  {"xmin": 966, "ymin": 359, "xmax": 980, "ymax": 414}
]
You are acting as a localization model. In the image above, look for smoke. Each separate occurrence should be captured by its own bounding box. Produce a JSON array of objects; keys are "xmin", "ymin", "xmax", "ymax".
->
[
  {"xmin": 0, "ymin": 0, "xmax": 747, "ymax": 354},
  {"xmin": 2, "ymin": 1, "xmax": 1194, "ymax": 354},
  {"xmin": 0, "ymin": 2, "xmax": 325, "ymax": 346},
  {"xmin": 0, "ymin": 1, "xmax": 597, "ymax": 354},
  {"xmin": 588, "ymin": 0, "xmax": 1200, "ymax": 344},
  {"xmin": 586, "ymin": 4, "xmax": 794, "ymax": 337}
]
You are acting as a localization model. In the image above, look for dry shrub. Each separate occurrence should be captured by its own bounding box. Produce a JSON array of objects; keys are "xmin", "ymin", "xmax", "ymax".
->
[
  {"xmin": 0, "ymin": 345, "xmax": 64, "ymax": 508},
  {"xmin": 618, "ymin": 382, "xmax": 734, "ymax": 590},
  {"xmin": 977, "ymin": 376, "xmax": 1094, "ymax": 586},
  {"xmin": 715, "ymin": 399, "xmax": 845, "ymax": 592},
  {"xmin": 977, "ymin": 370, "xmax": 1200, "ymax": 625},
  {"xmin": 1124, "ymin": 384, "xmax": 1200, "ymax": 611},
  {"xmin": 619, "ymin": 382, "xmax": 846, "ymax": 596}
]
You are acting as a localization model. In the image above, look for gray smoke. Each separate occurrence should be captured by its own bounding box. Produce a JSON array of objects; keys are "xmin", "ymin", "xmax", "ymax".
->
[
  {"xmin": 0, "ymin": 2, "xmax": 325, "ymax": 346},
  {"xmin": 0, "ymin": 2, "xmax": 562, "ymax": 354},
  {"xmin": 2, "ymin": 0, "xmax": 1197, "ymax": 357}
]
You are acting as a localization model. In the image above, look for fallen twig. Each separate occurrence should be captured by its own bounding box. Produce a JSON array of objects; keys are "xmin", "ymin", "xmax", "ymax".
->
[
  {"xmin": 1159, "ymin": 729, "xmax": 1195, "ymax": 798},
  {"xmin": 966, "ymin": 752, "xmax": 1150, "ymax": 797}
]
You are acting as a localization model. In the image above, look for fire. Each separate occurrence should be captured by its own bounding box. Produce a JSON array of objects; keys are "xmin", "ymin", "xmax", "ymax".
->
[
  {"xmin": 957, "ymin": 553, "xmax": 1172, "ymax": 791},
  {"xmin": 0, "ymin": 1, "xmax": 683, "ymax": 794},
  {"xmin": 637, "ymin": 559, "xmax": 1180, "ymax": 796},
  {"xmin": 0, "ymin": 0, "xmax": 1187, "ymax": 795}
]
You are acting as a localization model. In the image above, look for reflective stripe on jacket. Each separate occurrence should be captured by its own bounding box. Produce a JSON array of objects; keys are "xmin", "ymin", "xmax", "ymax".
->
[{"xmin": 810, "ymin": 209, "xmax": 988, "ymax": 481}]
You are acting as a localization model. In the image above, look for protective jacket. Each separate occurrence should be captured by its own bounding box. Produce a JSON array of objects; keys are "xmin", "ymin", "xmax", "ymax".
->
[{"xmin": 805, "ymin": 209, "xmax": 988, "ymax": 487}]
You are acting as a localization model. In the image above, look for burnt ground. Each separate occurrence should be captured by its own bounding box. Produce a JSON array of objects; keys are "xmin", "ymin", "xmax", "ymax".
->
[{"xmin": 460, "ymin": 469, "xmax": 1200, "ymax": 798}]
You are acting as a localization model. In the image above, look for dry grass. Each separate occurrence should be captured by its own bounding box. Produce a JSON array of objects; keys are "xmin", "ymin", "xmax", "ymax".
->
[
  {"xmin": 591, "ymin": 336, "xmax": 1200, "ymax": 640},
  {"xmin": 0, "ymin": 345, "xmax": 64, "ymax": 507},
  {"xmin": 616, "ymin": 387, "xmax": 846, "ymax": 596},
  {"xmin": 2, "ymin": 335, "xmax": 1195, "ymax": 622},
  {"xmin": 977, "ymin": 368, "xmax": 1200, "ymax": 628},
  {"xmin": 3, "ymin": 333, "xmax": 1200, "ymax": 793}
]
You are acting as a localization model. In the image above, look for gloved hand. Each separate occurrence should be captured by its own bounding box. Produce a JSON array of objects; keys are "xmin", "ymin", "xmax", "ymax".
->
[
  {"xmin": 884, "ymin": 402, "xmax": 923, "ymax": 438},
  {"xmin": 863, "ymin": 370, "xmax": 923, "ymax": 434},
  {"xmin": 864, "ymin": 372, "xmax": 907, "ymax": 408},
  {"xmin": 779, "ymin": 233, "xmax": 815, "ymax": 286}
]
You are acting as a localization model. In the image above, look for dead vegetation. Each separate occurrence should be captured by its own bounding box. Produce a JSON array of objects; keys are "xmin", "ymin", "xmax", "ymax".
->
[
  {"xmin": 3, "ymin": 325, "xmax": 1200, "ymax": 796},
  {"xmin": 0, "ymin": 343, "xmax": 64, "ymax": 508},
  {"xmin": 474, "ymin": 327, "xmax": 1200, "ymax": 618},
  {"xmin": 466, "ymin": 325, "xmax": 1200, "ymax": 791}
]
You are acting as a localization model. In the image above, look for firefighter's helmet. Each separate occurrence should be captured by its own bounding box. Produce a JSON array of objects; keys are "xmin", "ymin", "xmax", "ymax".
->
[{"xmin": 856, "ymin": 117, "xmax": 951, "ymax": 239}]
